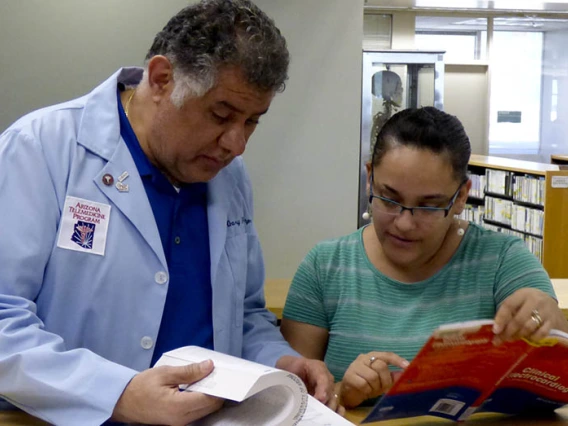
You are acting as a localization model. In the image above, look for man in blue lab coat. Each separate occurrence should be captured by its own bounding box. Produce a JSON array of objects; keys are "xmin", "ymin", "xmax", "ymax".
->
[{"xmin": 0, "ymin": 1, "xmax": 335, "ymax": 424}]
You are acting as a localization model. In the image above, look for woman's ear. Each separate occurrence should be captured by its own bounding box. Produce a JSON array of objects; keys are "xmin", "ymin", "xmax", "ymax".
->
[
  {"xmin": 365, "ymin": 163, "xmax": 373, "ymax": 196},
  {"xmin": 455, "ymin": 179, "xmax": 472, "ymax": 214}
]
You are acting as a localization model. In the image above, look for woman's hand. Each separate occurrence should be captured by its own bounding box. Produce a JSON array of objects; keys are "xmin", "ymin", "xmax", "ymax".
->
[
  {"xmin": 493, "ymin": 288, "xmax": 568, "ymax": 344},
  {"xmin": 339, "ymin": 351, "xmax": 409, "ymax": 408}
]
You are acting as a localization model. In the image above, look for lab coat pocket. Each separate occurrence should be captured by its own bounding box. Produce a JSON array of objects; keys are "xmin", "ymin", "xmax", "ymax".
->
[{"xmin": 224, "ymin": 233, "xmax": 248, "ymax": 328}]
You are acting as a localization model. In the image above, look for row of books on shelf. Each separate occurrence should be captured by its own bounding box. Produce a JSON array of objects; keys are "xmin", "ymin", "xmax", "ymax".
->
[
  {"xmin": 484, "ymin": 197, "xmax": 544, "ymax": 237},
  {"xmin": 469, "ymin": 174, "xmax": 486, "ymax": 199},
  {"xmin": 469, "ymin": 170, "xmax": 545, "ymax": 206},
  {"xmin": 459, "ymin": 206, "xmax": 543, "ymax": 261}
]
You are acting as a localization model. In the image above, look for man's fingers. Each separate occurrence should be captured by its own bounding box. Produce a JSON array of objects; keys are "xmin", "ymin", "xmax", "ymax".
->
[
  {"xmin": 177, "ymin": 393, "xmax": 224, "ymax": 425},
  {"xmin": 158, "ymin": 360, "xmax": 215, "ymax": 386},
  {"xmin": 304, "ymin": 360, "xmax": 334, "ymax": 403}
]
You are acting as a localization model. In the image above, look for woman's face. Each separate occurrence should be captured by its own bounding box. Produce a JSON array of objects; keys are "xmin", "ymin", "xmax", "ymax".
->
[{"xmin": 366, "ymin": 145, "xmax": 469, "ymax": 270}]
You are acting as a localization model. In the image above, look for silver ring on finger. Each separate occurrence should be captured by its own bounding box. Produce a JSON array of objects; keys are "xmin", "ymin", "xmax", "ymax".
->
[
  {"xmin": 531, "ymin": 309, "xmax": 543, "ymax": 329},
  {"xmin": 369, "ymin": 356, "xmax": 377, "ymax": 365}
]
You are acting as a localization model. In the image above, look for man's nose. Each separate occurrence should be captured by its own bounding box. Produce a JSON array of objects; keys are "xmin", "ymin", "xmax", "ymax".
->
[{"xmin": 219, "ymin": 124, "xmax": 246, "ymax": 156}]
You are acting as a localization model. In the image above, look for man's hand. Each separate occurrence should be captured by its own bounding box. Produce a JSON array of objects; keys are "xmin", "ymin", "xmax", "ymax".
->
[
  {"xmin": 111, "ymin": 360, "xmax": 224, "ymax": 426},
  {"xmin": 275, "ymin": 355, "xmax": 341, "ymax": 412},
  {"xmin": 339, "ymin": 351, "xmax": 408, "ymax": 409}
]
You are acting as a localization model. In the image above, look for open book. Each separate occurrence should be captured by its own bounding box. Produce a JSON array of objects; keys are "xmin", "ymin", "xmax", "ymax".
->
[
  {"xmin": 362, "ymin": 319, "xmax": 568, "ymax": 423},
  {"xmin": 154, "ymin": 346, "xmax": 353, "ymax": 426}
]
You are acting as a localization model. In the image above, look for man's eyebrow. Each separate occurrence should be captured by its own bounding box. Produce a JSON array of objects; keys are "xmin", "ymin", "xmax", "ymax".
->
[
  {"xmin": 217, "ymin": 101, "xmax": 269, "ymax": 116},
  {"xmin": 382, "ymin": 184, "xmax": 447, "ymax": 200}
]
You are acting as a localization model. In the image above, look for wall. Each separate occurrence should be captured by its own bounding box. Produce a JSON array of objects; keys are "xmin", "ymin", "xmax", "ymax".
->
[
  {"xmin": 249, "ymin": 0, "xmax": 363, "ymax": 278},
  {"xmin": 445, "ymin": 65, "xmax": 489, "ymax": 155},
  {"xmin": 0, "ymin": 0, "xmax": 363, "ymax": 279},
  {"xmin": 0, "ymin": 0, "xmax": 194, "ymax": 131}
]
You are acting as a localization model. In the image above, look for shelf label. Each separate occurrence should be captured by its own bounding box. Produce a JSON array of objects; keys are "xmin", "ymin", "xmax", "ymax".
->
[{"xmin": 552, "ymin": 176, "xmax": 568, "ymax": 189}]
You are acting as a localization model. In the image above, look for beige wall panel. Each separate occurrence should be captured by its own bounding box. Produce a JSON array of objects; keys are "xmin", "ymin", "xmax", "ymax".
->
[{"xmin": 445, "ymin": 64, "xmax": 489, "ymax": 155}]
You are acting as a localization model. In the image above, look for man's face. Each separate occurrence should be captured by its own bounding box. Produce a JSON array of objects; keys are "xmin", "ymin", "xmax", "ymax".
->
[{"xmin": 146, "ymin": 67, "xmax": 274, "ymax": 184}]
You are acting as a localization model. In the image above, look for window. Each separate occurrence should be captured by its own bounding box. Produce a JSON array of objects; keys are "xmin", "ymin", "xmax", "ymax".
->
[
  {"xmin": 415, "ymin": 16, "xmax": 487, "ymax": 62},
  {"xmin": 489, "ymin": 31, "xmax": 543, "ymax": 154}
]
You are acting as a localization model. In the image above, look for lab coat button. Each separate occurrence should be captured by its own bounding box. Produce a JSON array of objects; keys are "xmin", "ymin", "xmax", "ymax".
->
[
  {"xmin": 155, "ymin": 271, "xmax": 168, "ymax": 285},
  {"xmin": 140, "ymin": 336, "xmax": 154, "ymax": 350}
]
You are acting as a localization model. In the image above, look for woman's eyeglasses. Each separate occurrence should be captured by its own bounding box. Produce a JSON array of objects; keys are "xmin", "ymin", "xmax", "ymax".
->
[{"xmin": 369, "ymin": 171, "xmax": 466, "ymax": 224}]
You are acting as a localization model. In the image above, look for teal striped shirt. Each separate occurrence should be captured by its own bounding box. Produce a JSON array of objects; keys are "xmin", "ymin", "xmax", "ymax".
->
[{"xmin": 283, "ymin": 223, "xmax": 556, "ymax": 382}]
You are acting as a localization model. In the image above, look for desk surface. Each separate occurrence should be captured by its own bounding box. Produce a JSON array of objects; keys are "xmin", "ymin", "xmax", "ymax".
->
[
  {"xmin": 551, "ymin": 154, "xmax": 568, "ymax": 164},
  {"xmin": 2, "ymin": 406, "xmax": 568, "ymax": 425},
  {"xmin": 345, "ymin": 406, "xmax": 568, "ymax": 425},
  {"xmin": 265, "ymin": 278, "xmax": 568, "ymax": 320}
]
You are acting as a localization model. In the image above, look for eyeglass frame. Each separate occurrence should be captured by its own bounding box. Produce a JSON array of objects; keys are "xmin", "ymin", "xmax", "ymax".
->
[{"xmin": 368, "ymin": 170, "xmax": 467, "ymax": 219}]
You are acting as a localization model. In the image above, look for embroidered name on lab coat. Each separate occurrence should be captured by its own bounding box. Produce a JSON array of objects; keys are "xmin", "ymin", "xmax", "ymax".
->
[
  {"xmin": 227, "ymin": 217, "xmax": 252, "ymax": 227},
  {"xmin": 56, "ymin": 196, "xmax": 111, "ymax": 256}
]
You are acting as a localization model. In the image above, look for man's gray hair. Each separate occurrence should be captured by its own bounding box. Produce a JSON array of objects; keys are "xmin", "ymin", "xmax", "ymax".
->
[{"xmin": 145, "ymin": 0, "xmax": 289, "ymax": 107}]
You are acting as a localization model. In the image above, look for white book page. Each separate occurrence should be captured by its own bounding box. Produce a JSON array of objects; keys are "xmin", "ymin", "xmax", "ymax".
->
[
  {"xmin": 154, "ymin": 346, "xmax": 288, "ymax": 402},
  {"xmin": 155, "ymin": 346, "xmax": 307, "ymax": 426},
  {"xmin": 436, "ymin": 319, "xmax": 494, "ymax": 332},
  {"xmin": 193, "ymin": 384, "xmax": 300, "ymax": 426},
  {"xmin": 549, "ymin": 329, "xmax": 568, "ymax": 340},
  {"xmin": 298, "ymin": 395, "xmax": 354, "ymax": 426}
]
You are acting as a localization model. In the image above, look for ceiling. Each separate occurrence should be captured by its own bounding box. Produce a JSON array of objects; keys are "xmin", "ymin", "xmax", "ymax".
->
[{"xmin": 364, "ymin": 0, "xmax": 568, "ymax": 13}]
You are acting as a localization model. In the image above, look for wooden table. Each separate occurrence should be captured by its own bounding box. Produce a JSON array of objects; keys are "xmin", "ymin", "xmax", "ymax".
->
[
  {"xmin": 345, "ymin": 406, "xmax": 568, "ymax": 425},
  {"xmin": 265, "ymin": 278, "xmax": 292, "ymax": 319},
  {"xmin": 265, "ymin": 279, "xmax": 568, "ymax": 320},
  {"xmin": 2, "ymin": 405, "xmax": 568, "ymax": 425},
  {"xmin": 551, "ymin": 154, "xmax": 568, "ymax": 165}
]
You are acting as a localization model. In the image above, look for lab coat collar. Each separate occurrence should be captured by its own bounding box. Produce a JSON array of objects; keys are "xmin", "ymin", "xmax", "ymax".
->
[{"xmin": 77, "ymin": 67, "xmax": 143, "ymax": 160}]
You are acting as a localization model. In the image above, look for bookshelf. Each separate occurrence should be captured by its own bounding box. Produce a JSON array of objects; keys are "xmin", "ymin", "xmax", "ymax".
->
[{"xmin": 460, "ymin": 154, "xmax": 568, "ymax": 279}]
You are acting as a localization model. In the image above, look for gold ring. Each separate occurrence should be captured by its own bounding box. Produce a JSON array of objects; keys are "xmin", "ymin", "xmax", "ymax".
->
[{"xmin": 531, "ymin": 309, "xmax": 543, "ymax": 328}]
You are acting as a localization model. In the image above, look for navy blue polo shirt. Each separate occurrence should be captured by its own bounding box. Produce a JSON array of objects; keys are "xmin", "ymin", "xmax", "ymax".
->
[{"xmin": 117, "ymin": 89, "xmax": 214, "ymax": 365}]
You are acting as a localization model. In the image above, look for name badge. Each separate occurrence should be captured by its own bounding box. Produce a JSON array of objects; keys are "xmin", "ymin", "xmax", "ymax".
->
[{"xmin": 56, "ymin": 196, "xmax": 111, "ymax": 256}]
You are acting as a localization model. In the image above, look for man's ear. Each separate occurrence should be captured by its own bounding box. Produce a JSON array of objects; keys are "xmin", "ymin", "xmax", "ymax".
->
[{"xmin": 146, "ymin": 55, "xmax": 175, "ymax": 102}]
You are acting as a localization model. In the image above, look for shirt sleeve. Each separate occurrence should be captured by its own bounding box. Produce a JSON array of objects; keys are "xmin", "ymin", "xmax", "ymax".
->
[
  {"xmin": 493, "ymin": 237, "xmax": 556, "ymax": 307},
  {"xmin": 283, "ymin": 245, "xmax": 329, "ymax": 329}
]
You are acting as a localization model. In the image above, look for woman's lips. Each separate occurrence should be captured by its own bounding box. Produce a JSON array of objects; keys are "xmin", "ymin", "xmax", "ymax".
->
[{"xmin": 387, "ymin": 232, "xmax": 416, "ymax": 246}]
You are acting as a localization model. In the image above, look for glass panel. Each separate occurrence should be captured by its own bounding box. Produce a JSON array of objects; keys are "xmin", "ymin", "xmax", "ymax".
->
[
  {"xmin": 360, "ymin": 51, "xmax": 444, "ymax": 228},
  {"xmin": 415, "ymin": 16, "xmax": 487, "ymax": 61},
  {"xmin": 368, "ymin": 62, "xmax": 437, "ymax": 155},
  {"xmin": 363, "ymin": 14, "xmax": 392, "ymax": 50},
  {"xmin": 488, "ymin": 31, "xmax": 543, "ymax": 154},
  {"xmin": 370, "ymin": 65, "xmax": 406, "ymax": 149},
  {"xmin": 540, "ymin": 22, "xmax": 568, "ymax": 160}
]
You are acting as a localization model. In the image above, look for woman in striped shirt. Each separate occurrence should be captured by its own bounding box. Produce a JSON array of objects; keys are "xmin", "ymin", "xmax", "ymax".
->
[{"xmin": 281, "ymin": 107, "xmax": 568, "ymax": 409}]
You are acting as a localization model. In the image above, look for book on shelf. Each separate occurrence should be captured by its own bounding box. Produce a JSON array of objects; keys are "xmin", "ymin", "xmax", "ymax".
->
[
  {"xmin": 362, "ymin": 320, "xmax": 568, "ymax": 423},
  {"xmin": 154, "ymin": 346, "xmax": 353, "ymax": 426}
]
